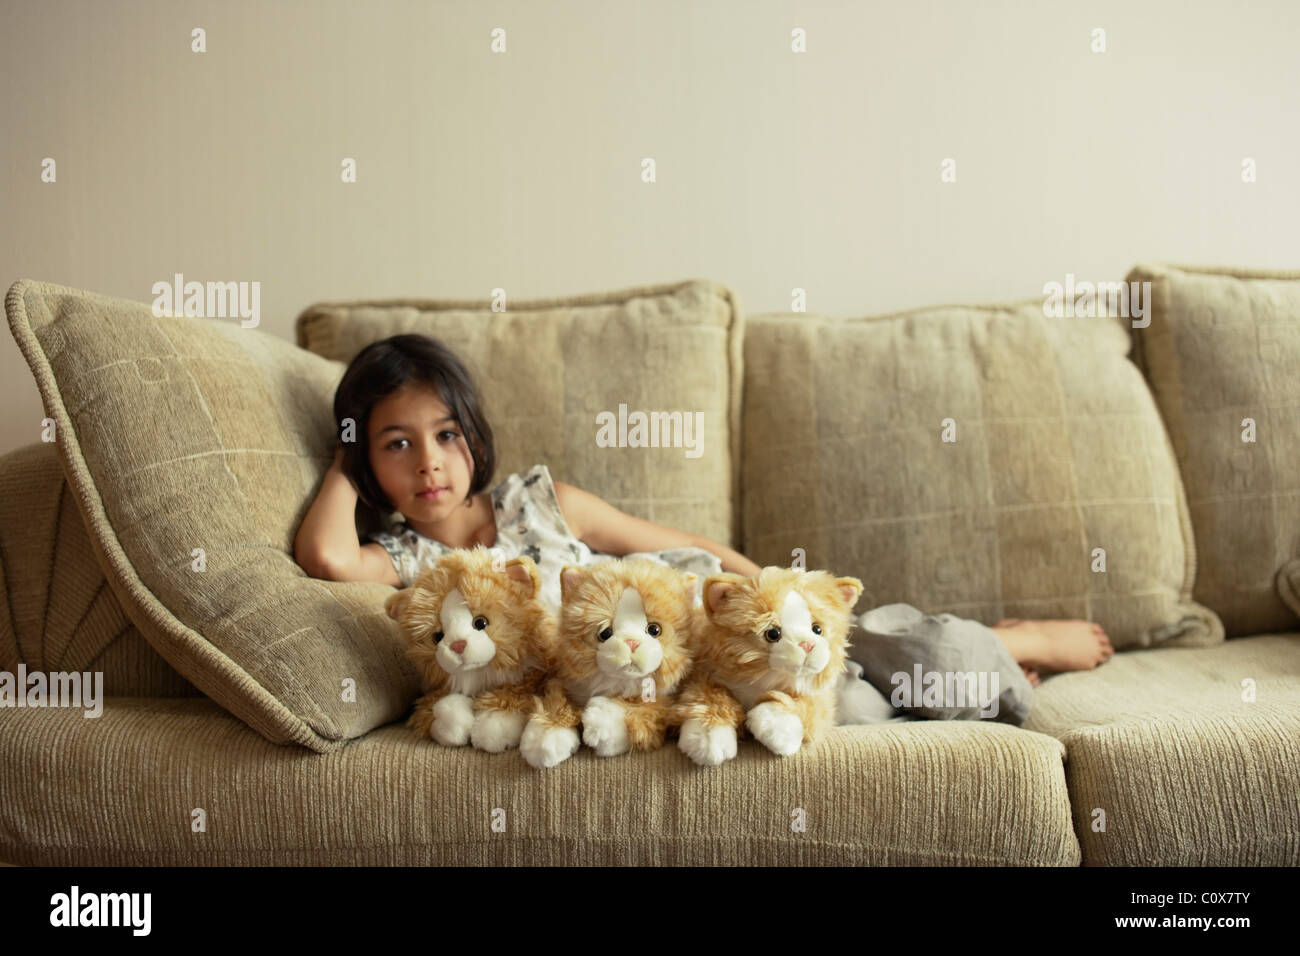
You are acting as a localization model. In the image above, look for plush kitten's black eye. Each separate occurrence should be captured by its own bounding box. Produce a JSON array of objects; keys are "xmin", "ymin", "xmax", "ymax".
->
[
  {"xmin": 647, "ymin": 623, "xmax": 661, "ymax": 637},
  {"xmin": 765, "ymin": 626, "xmax": 781, "ymax": 642},
  {"xmin": 599, "ymin": 626, "xmax": 613, "ymax": 642},
  {"xmin": 812, "ymin": 624, "xmax": 822, "ymax": 635},
  {"xmin": 473, "ymin": 616, "xmax": 488, "ymax": 630},
  {"xmin": 434, "ymin": 631, "xmax": 445, "ymax": 643}
]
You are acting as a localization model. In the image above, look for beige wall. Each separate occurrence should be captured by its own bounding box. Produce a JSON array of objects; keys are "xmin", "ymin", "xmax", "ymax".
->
[{"xmin": 2, "ymin": 0, "xmax": 1297, "ymax": 456}]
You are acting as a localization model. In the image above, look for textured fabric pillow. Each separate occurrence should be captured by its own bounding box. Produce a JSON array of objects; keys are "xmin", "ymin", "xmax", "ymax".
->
[
  {"xmin": 6, "ymin": 279, "xmax": 416, "ymax": 752},
  {"xmin": 1279, "ymin": 559, "xmax": 1300, "ymax": 619},
  {"xmin": 1127, "ymin": 264, "xmax": 1300, "ymax": 637},
  {"xmin": 742, "ymin": 300, "xmax": 1222, "ymax": 650},
  {"xmin": 295, "ymin": 278, "xmax": 744, "ymax": 550}
]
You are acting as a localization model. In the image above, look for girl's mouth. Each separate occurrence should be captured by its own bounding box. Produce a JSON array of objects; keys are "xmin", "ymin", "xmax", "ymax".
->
[{"xmin": 417, "ymin": 487, "xmax": 448, "ymax": 500}]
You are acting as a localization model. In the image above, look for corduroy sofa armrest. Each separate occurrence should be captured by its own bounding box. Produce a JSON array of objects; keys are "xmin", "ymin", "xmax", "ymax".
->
[{"xmin": 0, "ymin": 441, "xmax": 202, "ymax": 697}]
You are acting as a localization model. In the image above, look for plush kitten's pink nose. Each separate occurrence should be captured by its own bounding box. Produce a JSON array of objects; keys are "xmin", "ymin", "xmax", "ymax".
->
[
  {"xmin": 798, "ymin": 641, "xmax": 814, "ymax": 653},
  {"xmin": 450, "ymin": 640, "xmax": 467, "ymax": 654},
  {"xmin": 626, "ymin": 639, "xmax": 640, "ymax": 652}
]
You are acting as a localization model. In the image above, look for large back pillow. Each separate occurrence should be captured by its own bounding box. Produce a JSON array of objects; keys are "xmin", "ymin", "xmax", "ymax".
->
[
  {"xmin": 295, "ymin": 278, "xmax": 745, "ymax": 551},
  {"xmin": 1127, "ymin": 264, "xmax": 1300, "ymax": 636},
  {"xmin": 6, "ymin": 279, "xmax": 414, "ymax": 752},
  {"xmin": 742, "ymin": 299, "xmax": 1222, "ymax": 650}
]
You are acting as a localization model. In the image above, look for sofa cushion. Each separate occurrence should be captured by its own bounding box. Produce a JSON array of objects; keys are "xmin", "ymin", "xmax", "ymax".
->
[
  {"xmin": 5, "ymin": 279, "xmax": 416, "ymax": 752},
  {"xmin": 295, "ymin": 279, "xmax": 744, "ymax": 550},
  {"xmin": 1023, "ymin": 633, "xmax": 1300, "ymax": 865},
  {"xmin": 1127, "ymin": 264, "xmax": 1300, "ymax": 637},
  {"xmin": 742, "ymin": 302, "xmax": 1221, "ymax": 650},
  {"xmin": 0, "ymin": 699, "xmax": 1079, "ymax": 865}
]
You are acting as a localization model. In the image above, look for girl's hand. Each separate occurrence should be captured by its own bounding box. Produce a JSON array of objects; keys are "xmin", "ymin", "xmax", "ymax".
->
[{"xmin": 331, "ymin": 445, "xmax": 360, "ymax": 494}]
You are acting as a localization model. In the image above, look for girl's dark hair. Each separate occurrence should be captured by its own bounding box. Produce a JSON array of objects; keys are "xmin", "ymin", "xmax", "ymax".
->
[{"xmin": 333, "ymin": 334, "xmax": 496, "ymax": 514}]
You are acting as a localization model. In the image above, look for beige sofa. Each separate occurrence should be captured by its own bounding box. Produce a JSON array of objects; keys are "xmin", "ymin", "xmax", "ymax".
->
[{"xmin": 2, "ymin": 269, "xmax": 1297, "ymax": 866}]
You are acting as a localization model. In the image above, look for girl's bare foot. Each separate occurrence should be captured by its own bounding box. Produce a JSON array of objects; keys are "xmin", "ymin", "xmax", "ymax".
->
[
  {"xmin": 992, "ymin": 619, "xmax": 1115, "ymax": 674},
  {"xmin": 1020, "ymin": 664, "xmax": 1041, "ymax": 687}
]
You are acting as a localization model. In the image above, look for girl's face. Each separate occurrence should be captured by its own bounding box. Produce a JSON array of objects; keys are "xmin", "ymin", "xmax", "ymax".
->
[{"xmin": 367, "ymin": 383, "xmax": 475, "ymax": 523}]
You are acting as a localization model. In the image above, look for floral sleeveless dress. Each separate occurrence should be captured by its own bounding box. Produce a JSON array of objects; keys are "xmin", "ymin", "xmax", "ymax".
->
[{"xmin": 369, "ymin": 463, "xmax": 723, "ymax": 617}]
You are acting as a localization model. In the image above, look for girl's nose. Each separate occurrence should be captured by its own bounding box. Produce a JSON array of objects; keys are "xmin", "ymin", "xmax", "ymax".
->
[{"xmin": 418, "ymin": 446, "xmax": 442, "ymax": 474}]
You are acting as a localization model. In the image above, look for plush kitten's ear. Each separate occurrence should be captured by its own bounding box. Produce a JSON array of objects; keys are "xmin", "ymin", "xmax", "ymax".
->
[
  {"xmin": 505, "ymin": 556, "xmax": 540, "ymax": 597},
  {"xmin": 702, "ymin": 573, "xmax": 748, "ymax": 618},
  {"xmin": 559, "ymin": 565, "xmax": 585, "ymax": 603},
  {"xmin": 682, "ymin": 572, "xmax": 700, "ymax": 609},
  {"xmin": 835, "ymin": 576, "xmax": 864, "ymax": 611},
  {"xmin": 385, "ymin": 587, "xmax": 413, "ymax": 621}
]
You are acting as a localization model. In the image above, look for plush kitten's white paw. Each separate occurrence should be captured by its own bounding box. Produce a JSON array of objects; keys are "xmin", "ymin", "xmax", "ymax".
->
[
  {"xmin": 581, "ymin": 695, "xmax": 630, "ymax": 757},
  {"xmin": 678, "ymin": 718, "xmax": 738, "ymax": 766},
  {"xmin": 747, "ymin": 702, "xmax": 804, "ymax": 756},
  {"xmin": 471, "ymin": 708, "xmax": 527, "ymax": 752},
  {"xmin": 432, "ymin": 693, "xmax": 475, "ymax": 747},
  {"xmin": 520, "ymin": 716, "xmax": 581, "ymax": 769}
]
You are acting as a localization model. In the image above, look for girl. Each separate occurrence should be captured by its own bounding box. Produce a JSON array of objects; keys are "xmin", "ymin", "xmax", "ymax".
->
[
  {"xmin": 294, "ymin": 333, "xmax": 1113, "ymax": 725},
  {"xmin": 292, "ymin": 333, "xmax": 749, "ymax": 615}
]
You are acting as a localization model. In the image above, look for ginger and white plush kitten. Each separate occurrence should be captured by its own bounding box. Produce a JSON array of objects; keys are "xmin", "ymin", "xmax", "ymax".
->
[
  {"xmin": 520, "ymin": 558, "xmax": 698, "ymax": 770},
  {"xmin": 385, "ymin": 545, "xmax": 555, "ymax": 753},
  {"xmin": 676, "ymin": 566, "xmax": 863, "ymax": 766}
]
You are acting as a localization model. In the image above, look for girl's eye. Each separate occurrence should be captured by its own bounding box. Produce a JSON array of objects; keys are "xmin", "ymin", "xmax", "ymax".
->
[{"xmin": 386, "ymin": 431, "xmax": 458, "ymax": 451}]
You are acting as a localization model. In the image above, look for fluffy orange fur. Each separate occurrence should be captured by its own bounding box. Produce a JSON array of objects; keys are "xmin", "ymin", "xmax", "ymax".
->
[
  {"xmin": 385, "ymin": 545, "xmax": 555, "ymax": 752},
  {"xmin": 520, "ymin": 558, "xmax": 699, "ymax": 769},
  {"xmin": 676, "ymin": 566, "xmax": 863, "ymax": 764}
]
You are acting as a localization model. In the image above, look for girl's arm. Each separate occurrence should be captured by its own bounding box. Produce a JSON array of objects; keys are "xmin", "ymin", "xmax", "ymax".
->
[
  {"xmin": 294, "ymin": 447, "xmax": 401, "ymax": 586},
  {"xmin": 555, "ymin": 481, "xmax": 762, "ymax": 577}
]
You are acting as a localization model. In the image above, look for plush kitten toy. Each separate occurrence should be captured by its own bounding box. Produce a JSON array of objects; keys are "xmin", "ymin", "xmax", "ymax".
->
[
  {"xmin": 676, "ymin": 566, "xmax": 863, "ymax": 765},
  {"xmin": 385, "ymin": 545, "xmax": 555, "ymax": 753},
  {"xmin": 520, "ymin": 558, "xmax": 699, "ymax": 770}
]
